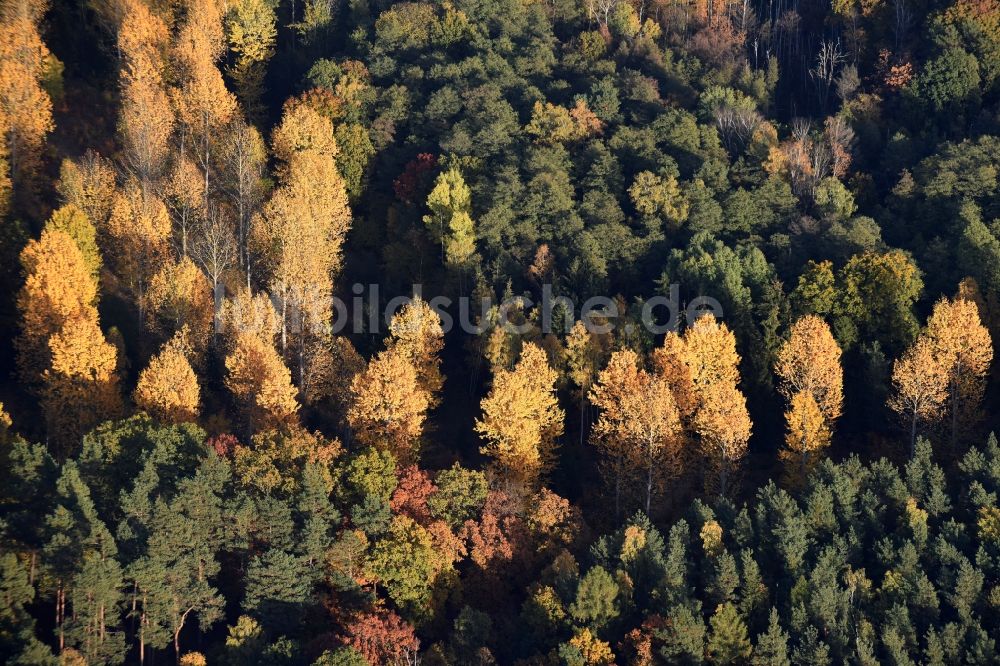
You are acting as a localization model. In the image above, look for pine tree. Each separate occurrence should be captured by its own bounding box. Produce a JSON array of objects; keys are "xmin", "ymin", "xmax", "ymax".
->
[
  {"xmin": 43, "ymin": 463, "xmax": 125, "ymax": 662},
  {"xmin": 569, "ymin": 566, "xmax": 619, "ymax": 629},
  {"xmin": 706, "ymin": 602, "xmax": 752, "ymax": 664},
  {"xmin": 752, "ymin": 608, "xmax": 790, "ymax": 666}
]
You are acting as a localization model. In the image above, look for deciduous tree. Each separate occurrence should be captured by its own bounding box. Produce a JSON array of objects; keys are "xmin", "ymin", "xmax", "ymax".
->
[
  {"xmin": 388, "ymin": 297, "xmax": 445, "ymax": 407},
  {"xmin": 0, "ymin": 0, "xmax": 54, "ymax": 203},
  {"xmin": 888, "ymin": 336, "xmax": 950, "ymax": 456},
  {"xmin": 924, "ymin": 296, "xmax": 993, "ymax": 447},
  {"xmin": 134, "ymin": 328, "xmax": 200, "ymax": 423},
  {"xmin": 781, "ymin": 391, "xmax": 830, "ymax": 485},
  {"xmin": 16, "ymin": 228, "xmax": 99, "ymax": 386},
  {"xmin": 589, "ymin": 350, "xmax": 682, "ymax": 516},
  {"xmin": 117, "ymin": 0, "xmax": 173, "ymax": 186},
  {"xmin": 224, "ymin": 0, "xmax": 276, "ymax": 120},
  {"xmin": 225, "ymin": 330, "xmax": 299, "ymax": 433},
  {"xmin": 43, "ymin": 205, "xmax": 101, "ymax": 283},
  {"xmin": 105, "ymin": 181, "xmax": 172, "ymax": 319},
  {"xmin": 42, "ymin": 319, "xmax": 122, "ymax": 457},
  {"xmin": 57, "ymin": 153, "xmax": 116, "ymax": 229},
  {"xmin": 476, "ymin": 343, "xmax": 564, "ymax": 486},
  {"xmin": 423, "ymin": 166, "xmax": 476, "ymax": 269},
  {"xmin": 252, "ymin": 103, "xmax": 350, "ymax": 353},
  {"xmin": 348, "ymin": 347, "xmax": 429, "ymax": 463},
  {"xmin": 143, "ymin": 256, "xmax": 214, "ymax": 357},
  {"xmin": 676, "ymin": 315, "xmax": 752, "ymax": 495},
  {"xmin": 774, "ymin": 315, "xmax": 844, "ymax": 423}
]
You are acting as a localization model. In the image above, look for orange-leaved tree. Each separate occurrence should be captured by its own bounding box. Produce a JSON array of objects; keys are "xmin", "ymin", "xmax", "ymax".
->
[
  {"xmin": 105, "ymin": 179, "xmax": 172, "ymax": 319},
  {"xmin": 42, "ymin": 318, "xmax": 122, "ymax": 458},
  {"xmin": 117, "ymin": 0, "xmax": 173, "ymax": 186},
  {"xmin": 589, "ymin": 349, "xmax": 682, "ymax": 517},
  {"xmin": 888, "ymin": 335, "xmax": 949, "ymax": 457},
  {"xmin": 16, "ymin": 228, "xmax": 99, "ymax": 386},
  {"xmin": 225, "ymin": 329, "xmax": 299, "ymax": 434},
  {"xmin": 0, "ymin": 0, "xmax": 54, "ymax": 203}
]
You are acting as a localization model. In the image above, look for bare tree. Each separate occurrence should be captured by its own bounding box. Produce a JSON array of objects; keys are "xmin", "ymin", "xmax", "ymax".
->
[
  {"xmin": 810, "ymin": 39, "xmax": 845, "ymax": 112},
  {"xmin": 192, "ymin": 205, "xmax": 237, "ymax": 340},
  {"xmin": 715, "ymin": 106, "xmax": 763, "ymax": 153},
  {"xmin": 219, "ymin": 118, "xmax": 267, "ymax": 289}
]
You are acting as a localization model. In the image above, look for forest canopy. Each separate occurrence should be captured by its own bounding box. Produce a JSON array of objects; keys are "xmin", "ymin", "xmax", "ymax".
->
[{"xmin": 2, "ymin": 0, "xmax": 1000, "ymax": 663}]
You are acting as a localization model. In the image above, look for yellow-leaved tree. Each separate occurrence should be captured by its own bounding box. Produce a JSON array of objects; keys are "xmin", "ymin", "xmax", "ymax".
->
[
  {"xmin": 117, "ymin": 0, "xmax": 173, "ymax": 186},
  {"xmin": 565, "ymin": 319, "xmax": 611, "ymax": 446},
  {"xmin": 171, "ymin": 0, "xmax": 237, "ymax": 203},
  {"xmin": 675, "ymin": 315, "xmax": 752, "ymax": 496},
  {"xmin": 105, "ymin": 180, "xmax": 172, "ymax": 318},
  {"xmin": 16, "ymin": 228, "xmax": 99, "ymax": 386},
  {"xmin": 774, "ymin": 315, "xmax": 843, "ymax": 483},
  {"xmin": 589, "ymin": 349, "xmax": 681, "ymax": 517},
  {"xmin": 143, "ymin": 256, "xmax": 214, "ymax": 361},
  {"xmin": 475, "ymin": 343, "xmax": 564, "ymax": 486},
  {"xmin": 347, "ymin": 347, "xmax": 429, "ymax": 463},
  {"xmin": 43, "ymin": 204, "xmax": 101, "ymax": 283},
  {"xmin": 252, "ymin": 101, "xmax": 351, "ymax": 361},
  {"xmin": 387, "ymin": 297, "xmax": 445, "ymax": 408},
  {"xmin": 134, "ymin": 327, "xmax": 200, "ymax": 423},
  {"xmin": 775, "ymin": 315, "xmax": 843, "ymax": 422},
  {"xmin": 781, "ymin": 391, "xmax": 830, "ymax": 484},
  {"xmin": 224, "ymin": 0, "xmax": 276, "ymax": 119},
  {"xmin": 225, "ymin": 329, "xmax": 299, "ymax": 434},
  {"xmin": 0, "ymin": 0, "xmax": 54, "ymax": 202},
  {"xmin": 924, "ymin": 296, "xmax": 993, "ymax": 447},
  {"xmin": 57, "ymin": 152, "xmax": 117, "ymax": 229},
  {"xmin": 42, "ymin": 318, "xmax": 122, "ymax": 458},
  {"xmin": 888, "ymin": 335, "xmax": 949, "ymax": 457}
]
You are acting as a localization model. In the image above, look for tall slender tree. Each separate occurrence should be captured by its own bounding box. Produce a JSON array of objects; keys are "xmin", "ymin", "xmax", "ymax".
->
[
  {"xmin": 476, "ymin": 343, "xmax": 564, "ymax": 486},
  {"xmin": 589, "ymin": 349, "xmax": 682, "ymax": 517}
]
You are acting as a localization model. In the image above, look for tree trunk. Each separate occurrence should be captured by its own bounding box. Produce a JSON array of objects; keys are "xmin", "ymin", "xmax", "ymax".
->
[{"xmin": 646, "ymin": 452, "xmax": 654, "ymax": 515}]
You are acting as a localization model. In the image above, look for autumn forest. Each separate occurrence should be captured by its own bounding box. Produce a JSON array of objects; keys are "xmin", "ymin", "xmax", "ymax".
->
[{"xmin": 3, "ymin": 0, "xmax": 1000, "ymax": 663}]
